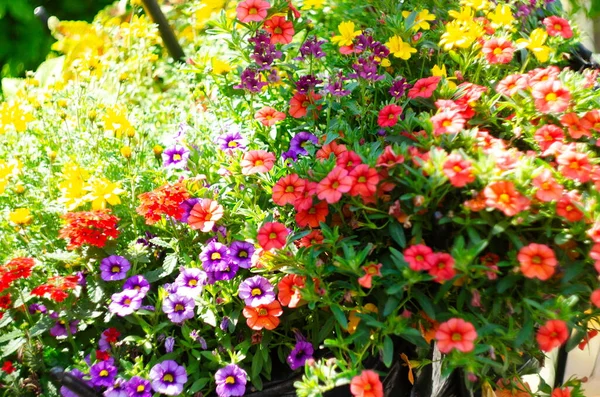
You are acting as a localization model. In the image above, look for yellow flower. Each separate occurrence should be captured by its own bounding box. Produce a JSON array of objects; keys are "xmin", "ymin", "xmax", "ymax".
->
[
  {"xmin": 120, "ymin": 146, "xmax": 132, "ymax": 159},
  {"xmin": 385, "ymin": 35, "xmax": 417, "ymax": 60},
  {"xmin": 402, "ymin": 9, "xmax": 436, "ymax": 31},
  {"xmin": 460, "ymin": 0, "xmax": 490, "ymax": 11},
  {"xmin": 211, "ymin": 57, "xmax": 232, "ymax": 75},
  {"xmin": 0, "ymin": 160, "xmax": 19, "ymax": 194},
  {"xmin": 439, "ymin": 20, "xmax": 481, "ymax": 51},
  {"xmin": 448, "ymin": 7, "xmax": 474, "ymax": 23},
  {"xmin": 487, "ymin": 4, "xmax": 514, "ymax": 29},
  {"xmin": 9, "ymin": 208, "xmax": 32, "ymax": 225},
  {"xmin": 381, "ymin": 58, "xmax": 391, "ymax": 67},
  {"xmin": 431, "ymin": 65, "xmax": 457, "ymax": 90},
  {"xmin": 84, "ymin": 177, "xmax": 125, "ymax": 210},
  {"xmin": 516, "ymin": 28, "xmax": 551, "ymax": 62},
  {"xmin": 58, "ymin": 163, "xmax": 89, "ymax": 210},
  {"xmin": 302, "ymin": 0, "xmax": 326, "ymax": 9},
  {"xmin": 103, "ymin": 108, "xmax": 135, "ymax": 138},
  {"xmin": 331, "ymin": 21, "xmax": 362, "ymax": 47},
  {"xmin": 0, "ymin": 101, "xmax": 34, "ymax": 133}
]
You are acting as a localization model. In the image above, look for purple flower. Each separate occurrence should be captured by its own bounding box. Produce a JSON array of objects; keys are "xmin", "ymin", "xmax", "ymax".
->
[
  {"xmin": 235, "ymin": 68, "xmax": 268, "ymax": 93},
  {"xmin": 50, "ymin": 319, "xmax": 79, "ymax": 338},
  {"xmin": 217, "ymin": 131, "xmax": 247, "ymax": 151},
  {"xmin": 289, "ymin": 132, "xmax": 318, "ymax": 157},
  {"xmin": 355, "ymin": 33, "xmax": 376, "ymax": 52},
  {"xmin": 76, "ymin": 271, "xmax": 87, "ymax": 286},
  {"xmin": 100, "ymin": 255, "xmax": 131, "ymax": 281},
  {"xmin": 326, "ymin": 72, "xmax": 351, "ymax": 97},
  {"xmin": 215, "ymin": 364, "xmax": 247, "ymax": 397},
  {"xmin": 287, "ymin": 340, "xmax": 314, "ymax": 370},
  {"xmin": 229, "ymin": 241, "xmax": 255, "ymax": 269},
  {"xmin": 172, "ymin": 122, "xmax": 188, "ymax": 142},
  {"xmin": 238, "ymin": 276, "xmax": 275, "ymax": 307},
  {"xmin": 162, "ymin": 293, "xmax": 195, "ymax": 323},
  {"xmin": 162, "ymin": 144, "xmax": 190, "ymax": 169},
  {"xmin": 60, "ymin": 370, "xmax": 89, "ymax": 397},
  {"xmin": 295, "ymin": 75, "xmax": 323, "ymax": 95},
  {"xmin": 189, "ymin": 330, "xmax": 208, "ymax": 349},
  {"xmin": 165, "ymin": 337, "xmax": 175, "ymax": 353},
  {"xmin": 90, "ymin": 361, "xmax": 117, "ymax": 388},
  {"xmin": 123, "ymin": 275, "xmax": 150, "ymax": 298},
  {"xmin": 220, "ymin": 316, "xmax": 230, "ymax": 331},
  {"xmin": 206, "ymin": 261, "xmax": 239, "ymax": 284},
  {"xmin": 389, "ymin": 77, "xmax": 411, "ymax": 99},
  {"xmin": 109, "ymin": 290, "xmax": 143, "ymax": 317},
  {"xmin": 199, "ymin": 242, "xmax": 230, "ymax": 272},
  {"xmin": 179, "ymin": 198, "xmax": 200, "ymax": 223},
  {"xmin": 282, "ymin": 150, "xmax": 298, "ymax": 162},
  {"xmin": 29, "ymin": 303, "xmax": 47, "ymax": 314},
  {"xmin": 149, "ymin": 360, "xmax": 187, "ymax": 396},
  {"xmin": 350, "ymin": 57, "xmax": 384, "ymax": 81},
  {"xmin": 173, "ymin": 267, "xmax": 207, "ymax": 297},
  {"xmin": 299, "ymin": 36, "xmax": 326, "ymax": 59},
  {"xmin": 104, "ymin": 378, "xmax": 128, "ymax": 397},
  {"xmin": 126, "ymin": 376, "xmax": 152, "ymax": 397},
  {"xmin": 249, "ymin": 32, "xmax": 282, "ymax": 70}
]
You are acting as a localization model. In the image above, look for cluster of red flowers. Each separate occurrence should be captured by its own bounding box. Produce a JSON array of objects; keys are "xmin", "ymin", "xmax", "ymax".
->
[
  {"xmin": 59, "ymin": 210, "xmax": 120, "ymax": 249},
  {"xmin": 404, "ymin": 244, "xmax": 456, "ymax": 283},
  {"xmin": 430, "ymin": 82, "xmax": 486, "ymax": 136},
  {"xmin": 136, "ymin": 182, "xmax": 189, "ymax": 225},
  {"xmin": 0, "ymin": 257, "xmax": 34, "ymax": 293},
  {"xmin": 31, "ymin": 275, "xmax": 80, "ymax": 302}
]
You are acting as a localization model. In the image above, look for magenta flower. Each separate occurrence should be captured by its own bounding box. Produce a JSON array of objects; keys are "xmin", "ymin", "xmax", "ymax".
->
[
  {"xmin": 126, "ymin": 376, "xmax": 152, "ymax": 397},
  {"xmin": 162, "ymin": 144, "xmax": 190, "ymax": 168}
]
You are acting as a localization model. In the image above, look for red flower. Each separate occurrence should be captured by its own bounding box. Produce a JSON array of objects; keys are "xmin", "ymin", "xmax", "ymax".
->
[
  {"xmin": 534, "ymin": 124, "xmax": 564, "ymax": 156},
  {"xmin": 480, "ymin": 253, "xmax": 500, "ymax": 280},
  {"xmin": 543, "ymin": 16, "xmax": 573, "ymax": 39},
  {"xmin": 427, "ymin": 253, "xmax": 456, "ymax": 283},
  {"xmin": 316, "ymin": 167, "xmax": 353, "ymax": 204},
  {"xmin": 443, "ymin": 153, "xmax": 475, "ymax": 187},
  {"xmin": 496, "ymin": 74, "xmax": 528, "ymax": 96},
  {"xmin": 431, "ymin": 110, "xmax": 466, "ymax": 135},
  {"xmin": 556, "ymin": 148, "xmax": 592, "ymax": 183},
  {"xmin": 296, "ymin": 229, "xmax": 324, "ymax": 248},
  {"xmin": 295, "ymin": 200, "xmax": 328, "ymax": 228},
  {"xmin": 59, "ymin": 209, "xmax": 120, "ymax": 249},
  {"xmin": 272, "ymin": 174, "xmax": 306, "ymax": 206},
  {"xmin": 592, "ymin": 289, "xmax": 600, "ymax": 308},
  {"xmin": 103, "ymin": 327, "xmax": 121, "ymax": 343},
  {"xmin": 536, "ymin": 319, "xmax": 569, "ymax": 352},
  {"xmin": 407, "ymin": 76, "xmax": 441, "ymax": 99},
  {"xmin": 376, "ymin": 146, "xmax": 404, "ymax": 168},
  {"xmin": 293, "ymin": 180, "xmax": 318, "ymax": 212},
  {"xmin": 263, "ymin": 16, "xmax": 294, "ymax": 44},
  {"xmin": 578, "ymin": 330, "xmax": 598, "ymax": 350},
  {"xmin": 517, "ymin": 243, "xmax": 557, "ymax": 281},
  {"xmin": 532, "ymin": 80, "xmax": 571, "ymax": 114},
  {"xmin": 336, "ymin": 150, "xmax": 363, "ymax": 171},
  {"xmin": 561, "ymin": 113, "xmax": 590, "ymax": 139},
  {"xmin": 0, "ymin": 294, "xmax": 11, "ymax": 310},
  {"xmin": 257, "ymin": 222, "xmax": 289, "ymax": 250},
  {"xmin": 1, "ymin": 361, "xmax": 15, "ymax": 374},
  {"xmin": 136, "ymin": 182, "xmax": 189, "ymax": 225},
  {"xmin": 435, "ymin": 318, "xmax": 477, "ymax": 353},
  {"xmin": 31, "ymin": 275, "xmax": 80, "ymax": 302},
  {"xmin": 358, "ymin": 263, "xmax": 382, "ymax": 289},
  {"xmin": 532, "ymin": 169, "xmax": 563, "ymax": 202},
  {"xmin": 483, "ymin": 181, "xmax": 530, "ymax": 217},
  {"xmin": 348, "ymin": 165, "xmax": 379, "ymax": 197},
  {"xmin": 289, "ymin": 92, "xmax": 322, "ymax": 118},
  {"xmin": 555, "ymin": 191, "xmax": 584, "ymax": 222},
  {"xmin": 255, "ymin": 106, "xmax": 286, "ymax": 126},
  {"xmin": 581, "ymin": 109, "xmax": 600, "ymax": 132},
  {"xmin": 350, "ymin": 370, "xmax": 383, "ymax": 397},
  {"xmin": 277, "ymin": 274, "xmax": 305, "ymax": 308},
  {"xmin": 404, "ymin": 244, "xmax": 434, "ymax": 271},
  {"xmin": 551, "ymin": 387, "xmax": 571, "ymax": 397},
  {"xmin": 95, "ymin": 350, "xmax": 111, "ymax": 362},
  {"xmin": 482, "ymin": 38, "xmax": 514, "ymax": 64},
  {"xmin": 316, "ymin": 141, "xmax": 347, "ymax": 161},
  {"xmin": 377, "ymin": 104, "xmax": 403, "ymax": 127}
]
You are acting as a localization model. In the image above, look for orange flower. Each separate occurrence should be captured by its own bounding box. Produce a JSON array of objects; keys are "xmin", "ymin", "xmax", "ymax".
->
[
  {"xmin": 358, "ymin": 263, "xmax": 382, "ymax": 289},
  {"xmin": 533, "ymin": 124, "xmax": 564, "ymax": 156},
  {"xmin": 264, "ymin": 16, "xmax": 295, "ymax": 44},
  {"xmin": 581, "ymin": 109, "xmax": 600, "ymax": 132},
  {"xmin": 551, "ymin": 387, "xmax": 571, "ymax": 397},
  {"xmin": 336, "ymin": 150, "xmax": 363, "ymax": 171},
  {"xmin": 289, "ymin": 92, "xmax": 322, "ymax": 118},
  {"xmin": 578, "ymin": 329, "xmax": 598, "ymax": 350},
  {"xmin": 536, "ymin": 319, "xmax": 569, "ymax": 352},
  {"xmin": 556, "ymin": 191, "xmax": 584, "ymax": 222},
  {"xmin": 561, "ymin": 113, "xmax": 590, "ymax": 139},
  {"xmin": 316, "ymin": 166, "xmax": 353, "ymax": 204},
  {"xmin": 464, "ymin": 191, "xmax": 487, "ymax": 212},
  {"xmin": 188, "ymin": 199, "xmax": 224, "ymax": 232},
  {"xmin": 532, "ymin": 80, "xmax": 571, "ymax": 114},
  {"xmin": 532, "ymin": 169, "xmax": 563, "ymax": 202},
  {"xmin": 443, "ymin": 153, "xmax": 475, "ymax": 187},
  {"xmin": 435, "ymin": 318, "xmax": 477, "ymax": 353},
  {"xmin": 494, "ymin": 379, "xmax": 532, "ymax": 397},
  {"xmin": 136, "ymin": 182, "xmax": 189, "ymax": 225},
  {"xmin": 316, "ymin": 141, "xmax": 347, "ymax": 161},
  {"xmin": 556, "ymin": 148, "xmax": 592, "ymax": 183},
  {"xmin": 349, "ymin": 164, "xmax": 379, "ymax": 197},
  {"xmin": 272, "ymin": 174, "xmax": 305, "ymax": 206},
  {"xmin": 295, "ymin": 200, "xmax": 328, "ymax": 228},
  {"xmin": 296, "ymin": 229, "xmax": 324, "ymax": 248},
  {"xmin": 483, "ymin": 180, "xmax": 530, "ymax": 217},
  {"xmin": 277, "ymin": 274, "xmax": 305, "ymax": 308},
  {"xmin": 243, "ymin": 300, "xmax": 283, "ymax": 330},
  {"xmin": 496, "ymin": 74, "xmax": 528, "ymax": 96},
  {"xmin": 241, "ymin": 150, "xmax": 276, "ymax": 175},
  {"xmin": 350, "ymin": 370, "xmax": 383, "ymax": 397},
  {"xmin": 257, "ymin": 222, "xmax": 289, "ymax": 250},
  {"xmin": 255, "ymin": 106, "xmax": 286, "ymax": 126},
  {"xmin": 376, "ymin": 146, "xmax": 404, "ymax": 168},
  {"xmin": 517, "ymin": 243, "xmax": 557, "ymax": 281}
]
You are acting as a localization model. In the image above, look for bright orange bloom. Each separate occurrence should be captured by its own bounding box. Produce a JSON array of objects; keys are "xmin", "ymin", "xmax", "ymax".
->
[
  {"xmin": 556, "ymin": 148, "xmax": 592, "ymax": 183},
  {"xmin": 517, "ymin": 243, "xmax": 557, "ymax": 281},
  {"xmin": 316, "ymin": 141, "xmax": 347, "ymax": 161},
  {"xmin": 350, "ymin": 370, "xmax": 383, "ymax": 397},
  {"xmin": 464, "ymin": 191, "xmax": 487, "ymax": 212},
  {"xmin": 376, "ymin": 146, "xmax": 404, "ymax": 168},
  {"xmin": 264, "ymin": 16, "xmax": 295, "ymax": 44},
  {"xmin": 236, "ymin": 0, "xmax": 270, "ymax": 23},
  {"xmin": 483, "ymin": 181, "xmax": 530, "ymax": 217},
  {"xmin": 277, "ymin": 274, "xmax": 305, "ymax": 308},
  {"xmin": 494, "ymin": 379, "xmax": 532, "ymax": 397},
  {"xmin": 407, "ymin": 76, "xmax": 441, "ymax": 99},
  {"xmin": 349, "ymin": 164, "xmax": 379, "ymax": 197},
  {"xmin": 556, "ymin": 191, "xmax": 584, "ymax": 222},
  {"xmin": 496, "ymin": 74, "xmax": 528, "ymax": 96},
  {"xmin": 255, "ymin": 106, "xmax": 286, "ymax": 126},
  {"xmin": 536, "ymin": 319, "xmax": 569, "ymax": 352},
  {"xmin": 551, "ymin": 387, "xmax": 571, "ymax": 397},
  {"xmin": 358, "ymin": 263, "xmax": 382, "ymax": 289},
  {"xmin": 336, "ymin": 150, "xmax": 363, "ymax": 171},
  {"xmin": 579, "ymin": 329, "xmax": 599, "ymax": 350},
  {"xmin": 31, "ymin": 275, "xmax": 80, "ymax": 302},
  {"xmin": 241, "ymin": 150, "xmax": 276, "ymax": 175},
  {"xmin": 316, "ymin": 166, "xmax": 353, "ymax": 204},
  {"xmin": 187, "ymin": 199, "xmax": 224, "ymax": 232},
  {"xmin": 443, "ymin": 153, "xmax": 475, "ymax": 187},
  {"xmin": 59, "ymin": 209, "xmax": 120, "ymax": 249},
  {"xmin": 272, "ymin": 174, "xmax": 305, "ymax": 206},
  {"xmin": 561, "ymin": 113, "xmax": 590, "ymax": 139},
  {"xmin": 295, "ymin": 200, "xmax": 328, "ymax": 228},
  {"xmin": 534, "ymin": 124, "xmax": 564, "ymax": 156},
  {"xmin": 435, "ymin": 318, "xmax": 477, "ymax": 354},
  {"xmin": 289, "ymin": 92, "xmax": 322, "ymax": 118},
  {"xmin": 296, "ymin": 229, "xmax": 324, "ymax": 248},
  {"xmin": 136, "ymin": 182, "xmax": 189, "ymax": 225},
  {"xmin": 532, "ymin": 169, "xmax": 563, "ymax": 202},
  {"xmin": 482, "ymin": 37, "xmax": 514, "ymax": 64},
  {"xmin": 532, "ymin": 80, "xmax": 571, "ymax": 114},
  {"xmin": 427, "ymin": 253, "xmax": 456, "ymax": 283},
  {"xmin": 257, "ymin": 222, "xmax": 289, "ymax": 250},
  {"xmin": 243, "ymin": 300, "xmax": 283, "ymax": 330},
  {"xmin": 431, "ymin": 110, "xmax": 466, "ymax": 135},
  {"xmin": 581, "ymin": 109, "xmax": 600, "ymax": 133},
  {"xmin": 543, "ymin": 16, "xmax": 573, "ymax": 39}
]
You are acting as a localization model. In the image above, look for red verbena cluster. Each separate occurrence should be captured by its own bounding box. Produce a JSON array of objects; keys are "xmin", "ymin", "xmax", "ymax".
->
[
  {"xmin": 58, "ymin": 210, "xmax": 120, "ymax": 250},
  {"xmin": 31, "ymin": 275, "xmax": 80, "ymax": 302},
  {"xmin": 136, "ymin": 182, "xmax": 189, "ymax": 225},
  {"xmin": 0, "ymin": 257, "xmax": 34, "ymax": 293}
]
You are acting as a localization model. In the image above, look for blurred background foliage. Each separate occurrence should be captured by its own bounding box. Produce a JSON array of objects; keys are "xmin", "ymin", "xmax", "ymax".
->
[{"xmin": 0, "ymin": 0, "xmax": 113, "ymax": 78}]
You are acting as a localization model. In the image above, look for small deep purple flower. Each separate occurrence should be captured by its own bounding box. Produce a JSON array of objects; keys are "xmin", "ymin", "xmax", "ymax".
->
[
  {"xmin": 289, "ymin": 132, "xmax": 318, "ymax": 157},
  {"xmin": 126, "ymin": 376, "xmax": 152, "ymax": 397},
  {"xmin": 162, "ymin": 144, "xmax": 190, "ymax": 169},
  {"xmin": 206, "ymin": 261, "xmax": 239, "ymax": 284},
  {"xmin": 60, "ymin": 370, "xmax": 89, "ymax": 397},
  {"xmin": 355, "ymin": 33, "xmax": 376, "ymax": 52},
  {"xmin": 282, "ymin": 150, "xmax": 298, "ymax": 162},
  {"xmin": 162, "ymin": 293, "xmax": 195, "ymax": 323},
  {"xmin": 389, "ymin": 77, "xmax": 411, "ymax": 99},
  {"xmin": 90, "ymin": 361, "xmax": 117, "ymax": 388},
  {"xmin": 326, "ymin": 72, "xmax": 351, "ymax": 97},
  {"xmin": 109, "ymin": 290, "xmax": 143, "ymax": 317},
  {"xmin": 173, "ymin": 267, "xmax": 207, "ymax": 297},
  {"xmin": 238, "ymin": 276, "xmax": 275, "ymax": 307},
  {"xmin": 350, "ymin": 57, "xmax": 384, "ymax": 81},
  {"xmin": 217, "ymin": 131, "xmax": 247, "ymax": 151},
  {"xmin": 215, "ymin": 364, "xmax": 247, "ymax": 397},
  {"xmin": 123, "ymin": 275, "xmax": 150, "ymax": 298},
  {"xmin": 299, "ymin": 36, "xmax": 326, "ymax": 59},
  {"xmin": 249, "ymin": 32, "xmax": 282, "ymax": 70},
  {"xmin": 104, "ymin": 377, "xmax": 128, "ymax": 397},
  {"xmin": 136, "ymin": 231, "xmax": 157, "ymax": 247},
  {"xmin": 295, "ymin": 75, "xmax": 323, "ymax": 94},
  {"xmin": 189, "ymin": 330, "xmax": 208, "ymax": 349},
  {"xmin": 179, "ymin": 198, "xmax": 200, "ymax": 223},
  {"xmin": 228, "ymin": 241, "xmax": 255, "ymax": 269},
  {"xmin": 29, "ymin": 303, "xmax": 47, "ymax": 315},
  {"xmin": 100, "ymin": 255, "xmax": 131, "ymax": 281},
  {"xmin": 149, "ymin": 360, "xmax": 187, "ymax": 396},
  {"xmin": 165, "ymin": 337, "xmax": 175, "ymax": 353},
  {"xmin": 199, "ymin": 242, "xmax": 230, "ymax": 272},
  {"xmin": 287, "ymin": 340, "xmax": 314, "ymax": 370},
  {"xmin": 76, "ymin": 271, "xmax": 87, "ymax": 286},
  {"xmin": 220, "ymin": 316, "xmax": 230, "ymax": 331},
  {"xmin": 235, "ymin": 68, "xmax": 268, "ymax": 93},
  {"xmin": 50, "ymin": 319, "xmax": 79, "ymax": 338}
]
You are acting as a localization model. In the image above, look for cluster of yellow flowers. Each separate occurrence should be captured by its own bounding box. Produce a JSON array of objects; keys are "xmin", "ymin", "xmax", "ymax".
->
[{"xmin": 58, "ymin": 163, "xmax": 124, "ymax": 211}]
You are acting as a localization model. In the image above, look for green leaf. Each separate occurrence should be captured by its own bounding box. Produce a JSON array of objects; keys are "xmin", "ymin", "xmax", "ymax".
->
[
  {"xmin": 383, "ymin": 296, "xmax": 400, "ymax": 316},
  {"xmin": 389, "ymin": 221, "xmax": 406, "ymax": 248},
  {"xmin": 188, "ymin": 378, "xmax": 209, "ymax": 394},
  {"xmin": 566, "ymin": 327, "xmax": 587, "ymax": 352},
  {"xmin": 515, "ymin": 313, "xmax": 533, "ymax": 348},
  {"xmin": 0, "ymin": 330, "xmax": 24, "ymax": 344},
  {"xmin": 382, "ymin": 336, "xmax": 394, "ymax": 368},
  {"xmin": 412, "ymin": 290, "xmax": 436, "ymax": 320},
  {"xmin": 2, "ymin": 337, "xmax": 26, "ymax": 358},
  {"xmin": 252, "ymin": 351, "xmax": 264, "ymax": 379},
  {"xmin": 330, "ymin": 305, "xmax": 348, "ymax": 330}
]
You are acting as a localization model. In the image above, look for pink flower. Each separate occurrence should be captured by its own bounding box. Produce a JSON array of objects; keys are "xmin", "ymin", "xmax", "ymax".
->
[
  {"xmin": 435, "ymin": 318, "xmax": 477, "ymax": 353},
  {"xmin": 377, "ymin": 104, "xmax": 403, "ymax": 127},
  {"xmin": 241, "ymin": 150, "xmax": 276, "ymax": 175},
  {"xmin": 482, "ymin": 38, "xmax": 514, "ymax": 64},
  {"xmin": 236, "ymin": 0, "xmax": 271, "ymax": 23},
  {"xmin": 316, "ymin": 167, "xmax": 353, "ymax": 204},
  {"xmin": 407, "ymin": 76, "xmax": 441, "ymax": 99},
  {"xmin": 404, "ymin": 244, "xmax": 434, "ymax": 271},
  {"xmin": 431, "ymin": 110, "xmax": 466, "ymax": 135},
  {"xmin": 443, "ymin": 153, "xmax": 475, "ymax": 187},
  {"xmin": 543, "ymin": 16, "xmax": 573, "ymax": 39},
  {"xmin": 532, "ymin": 80, "xmax": 571, "ymax": 114}
]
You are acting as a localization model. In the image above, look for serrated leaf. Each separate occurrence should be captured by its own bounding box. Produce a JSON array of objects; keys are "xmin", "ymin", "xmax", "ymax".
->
[{"xmin": 149, "ymin": 237, "xmax": 173, "ymax": 249}]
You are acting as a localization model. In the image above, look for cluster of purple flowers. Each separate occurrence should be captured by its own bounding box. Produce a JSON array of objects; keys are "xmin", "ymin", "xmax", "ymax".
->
[
  {"xmin": 389, "ymin": 77, "xmax": 411, "ymax": 99},
  {"xmin": 283, "ymin": 131, "xmax": 318, "ymax": 161},
  {"xmin": 108, "ymin": 275, "xmax": 150, "ymax": 317},
  {"xmin": 325, "ymin": 71, "xmax": 351, "ymax": 97},
  {"xmin": 249, "ymin": 31, "xmax": 282, "ymax": 70},
  {"xmin": 235, "ymin": 68, "xmax": 268, "ymax": 93},
  {"xmin": 161, "ymin": 266, "xmax": 208, "ymax": 323},
  {"xmin": 295, "ymin": 75, "xmax": 323, "ymax": 95},
  {"xmin": 199, "ymin": 240, "xmax": 255, "ymax": 284},
  {"xmin": 349, "ymin": 33, "xmax": 390, "ymax": 82},
  {"xmin": 298, "ymin": 36, "xmax": 326, "ymax": 60}
]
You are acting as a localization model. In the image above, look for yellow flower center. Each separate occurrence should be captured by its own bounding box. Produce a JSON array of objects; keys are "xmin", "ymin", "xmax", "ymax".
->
[
  {"xmin": 228, "ymin": 141, "xmax": 238, "ymax": 147},
  {"xmin": 188, "ymin": 279, "xmax": 198, "ymax": 286},
  {"xmin": 532, "ymin": 256, "xmax": 542, "ymax": 264},
  {"xmin": 254, "ymin": 160, "xmax": 264, "ymax": 166},
  {"xmin": 545, "ymin": 92, "xmax": 558, "ymax": 102},
  {"xmin": 124, "ymin": 299, "xmax": 132, "ymax": 305},
  {"xmin": 249, "ymin": 7, "xmax": 258, "ymax": 15},
  {"xmin": 239, "ymin": 251, "xmax": 248, "ymax": 258},
  {"xmin": 453, "ymin": 165, "xmax": 463, "ymax": 172},
  {"xmin": 173, "ymin": 154, "xmax": 182, "ymax": 161},
  {"xmin": 499, "ymin": 193, "xmax": 510, "ymax": 203},
  {"xmin": 137, "ymin": 385, "xmax": 145, "ymax": 392},
  {"xmin": 269, "ymin": 232, "xmax": 277, "ymax": 239},
  {"xmin": 112, "ymin": 266, "xmax": 120, "ymax": 273},
  {"xmin": 358, "ymin": 176, "xmax": 367, "ymax": 183},
  {"xmin": 211, "ymin": 252, "xmax": 221, "ymax": 260},
  {"xmin": 226, "ymin": 376, "xmax": 236, "ymax": 384},
  {"xmin": 451, "ymin": 333, "xmax": 462, "ymax": 341},
  {"xmin": 274, "ymin": 27, "xmax": 283, "ymax": 34},
  {"xmin": 332, "ymin": 181, "xmax": 340, "ymax": 189},
  {"xmin": 442, "ymin": 120, "xmax": 452, "ymax": 127},
  {"xmin": 554, "ymin": 24, "xmax": 562, "ymax": 31},
  {"xmin": 285, "ymin": 185, "xmax": 295, "ymax": 193},
  {"xmin": 175, "ymin": 304, "xmax": 185, "ymax": 311},
  {"xmin": 163, "ymin": 374, "xmax": 174, "ymax": 383},
  {"xmin": 493, "ymin": 47, "xmax": 503, "ymax": 55},
  {"xmin": 100, "ymin": 370, "xmax": 109, "ymax": 377},
  {"xmin": 251, "ymin": 288, "xmax": 262, "ymax": 296},
  {"xmin": 258, "ymin": 308, "xmax": 268, "ymax": 316}
]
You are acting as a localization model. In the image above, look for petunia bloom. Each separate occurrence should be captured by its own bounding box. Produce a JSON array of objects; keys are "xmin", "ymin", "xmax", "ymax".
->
[
  {"xmin": 162, "ymin": 293, "xmax": 195, "ymax": 323},
  {"xmin": 188, "ymin": 198, "xmax": 224, "ymax": 232},
  {"xmin": 90, "ymin": 361, "xmax": 117, "ymax": 388},
  {"xmin": 100, "ymin": 255, "xmax": 131, "ymax": 281},
  {"xmin": 536, "ymin": 319, "xmax": 569, "ymax": 352},
  {"xmin": 316, "ymin": 167, "xmax": 353, "ymax": 204},
  {"xmin": 435, "ymin": 318, "xmax": 478, "ymax": 353},
  {"xmin": 483, "ymin": 180, "xmax": 530, "ymax": 217},
  {"xmin": 443, "ymin": 153, "xmax": 475, "ymax": 187},
  {"xmin": 358, "ymin": 263, "xmax": 383, "ymax": 289},
  {"xmin": 482, "ymin": 38, "xmax": 514, "ymax": 64},
  {"xmin": 404, "ymin": 244, "xmax": 434, "ymax": 271},
  {"xmin": 407, "ymin": 76, "xmax": 441, "ymax": 99},
  {"xmin": 532, "ymin": 169, "xmax": 563, "ymax": 202},
  {"xmin": 215, "ymin": 364, "xmax": 247, "ymax": 397},
  {"xmin": 277, "ymin": 274, "xmax": 305, "ymax": 307},
  {"xmin": 350, "ymin": 370, "xmax": 383, "ymax": 397},
  {"xmin": 272, "ymin": 174, "xmax": 306, "ymax": 206},
  {"xmin": 255, "ymin": 106, "xmax": 286, "ymax": 126},
  {"xmin": 229, "ymin": 241, "xmax": 255, "ymax": 269},
  {"xmin": 287, "ymin": 340, "xmax": 314, "ymax": 370},
  {"xmin": 149, "ymin": 360, "xmax": 188, "ymax": 396},
  {"xmin": 532, "ymin": 80, "xmax": 571, "ymax": 114},
  {"xmin": 238, "ymin": 276, "xmax": 276, "ymax": 307},
  {"xmin": 257, "ymin": 222, "xmax": 289, "ymax": 250},
  {"xmin": 236, "ymin": 0, "xmax": 270, "ymax": 23},
  {"xmin": 517, "ymin": 243, "xmax": 557, "ymax": 281},
  {"xmin": 109, "ymin": 290, "xmax": 143, "ymax": 317},
  {"xmin": 377, "ymin": 104, "xmax": 403, "ymax": 127},
  {"xmin": 263, "ymin": 16, "xmax": 294, "ymax": 44},
  {"xmin": 241, "ymin": 150, "xmax": 276, "ymax": 175},
  {"xmin": 243, "ymin": 300, "xmax": 283, "ymax": 330},
  {"xmin": 126, "ymin": 376, "xmax": 152, "ymax": 397},
  {"xmin": 162, "ymin": 144, "xmax": 190, "ymax": 169},
  {"xmin": 543, "ymin": 16, "xmax": 573, "ymax": 39}
]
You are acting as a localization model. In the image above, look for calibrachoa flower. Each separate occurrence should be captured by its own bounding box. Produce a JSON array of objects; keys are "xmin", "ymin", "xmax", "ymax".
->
[
  {"xmin": 99, "ymin": 327, "xmax": 121, "ymax": 351},
  {"xmin": 483, "ymin": 181, "xmax": 530, "ymax": 217},
  {"xmin": 90, "ymin": 361, "xmax": 117, "ymax": 387},
  {"xmin": 187, "ymin": 198, "xmax": 224, "ymax": 232},
  {"xmin": 162, "ymin": 144, "xmax": 190, "ymax": 168},
  {"xmin": 272, "ymin": 174, "xmax": 305, "ymax": 206},
  {"xmin": 482, "ymin": 38, "xmax": 514, "ymax": 64},
  {"xmin": 100, "ymin": 255, "xmax": 131, "ymax": 281},
  {"xmin": 556, "ymin": 191, "xmax": 584, "ymax": 222},
  {"xmin": 427, "ymin": 253, "xmax": 456, "ymax": 283},
  {"xmin": 241, "ymin": 150, "xmax": 276, "ymax": 175},
  {"xmin": 277, "ymin": 274, "xmax": 305, "ymax": 307},
  {"xmin": 200, "ymin": 241, "xmax": 230, "ymax": 271},
  {"xmin": 350, "ymin": 370, "xmax": 383, "ymax": 397},
  {"xmin": 296, "ymin": 200, "xmax": 328, "ymax": 228},
  {"xmin": 109, "ymin": 290, "xmax": 143, "ymax": 317},
  {"xmin": 215, "ymin": 364, "xmax": 247, "ymax": 397},
  {"xmin": 377, "ymin": 104, "xmax": 403, "ymax": 127},
  {"xmin": 407, "ymin": 76, "xmax": 441, "ymax": 99},
  {"xmin": 238, "ymin": 276, "xmax": 276, "ymax": 307},
  {"xmin": 287, "ymin": 339, "xmax": 314, "ymax": 370},
  {"xmin": 317, "ymin": 166, "xmax": 353, "ymax": 204},
  {"xmin": 255, "ymin": 106, "xmax": 286, "ymax": 126},
  {"xmin": 551, "ymin": 388, "xmax": 571, "ymax": 397},
  {"xmin": 126, "ymin": 376, "xmax": 152, "ymax": 397},
  {"xmin": 136, "ymin": 182, "xmax": 189, "ymax": 225},
  {"xmin": 543, "ymin": 16, "xmax": 573, "ymax": 39},
  {"xmin": 149, "ymin": 360, "xmax": 188, "ymax": 396},
  {"xmin": 218, "ymin": 131, "xmax": 247, "ymax": 151},
  {"xmin": 257, "ymin": 222, "xmax": 289, "ymax": 250},
  {"xmin": 31, "ymin": 275, "xmax": 80, "ymax": 302},
  {"xmin": 50, "ymin": 319, "xmax": 79, "ymax": 338},
  {"xmin": 174, "ymin": 267, "xmax": 207, "ymax": 297},
  {"xmin": 229, "ymin": 241, "xmax": 255, "ymax": 268},
  {"xmin": 236, "ymin": 0, "xmax": 270, "ymax": 23},
  {"xmin": 162, "ymin": 293, "xmax": 195, "ymax": 323},
  {"xmin": 289, "ymin": 132, "xmax": 318, "ymax": 157},
  {"xmin": 404, "ymin": 244, "xmax": 434, "ymax": 271},
  {"xmin": 517, "ymin": 243, "xmax": 557, "ymax": 281},
  {"xmin": 358, "ymin": 263, "xmax": 382, "ymax": 289},
  {"xmin": 435, "ymin": 318, "xmax": 478, "ymax": 353},
  {"xmin": 443, "ymin": 153, "xmax": 475, "ymax": 187},
  {"xmin": 243, "ymin": 300, "xmax": 283, "ymax": 330},
  {"xmin": 536, "ymin": 319, "xmax": 569, "ymax": 352},
  {"xmin": 431, "ymin": 110, "xmax": 466, "ymax": 135},
  {"xmin": 59, "ymin": 209, "xmax": 120, "ymax": 249},
  {"xmin": 123, "ymin": 275, "xmax": 150, "ymax": 298},
  {"xmin": 264, "ymin": 16, "xmax": 294, "ymax": 44},
  {"xmin": 289, "ymin": 92, "xmax": 322, "ymax": 118},
  {"xmin": 532, "ymin": 80, "xmax": 571, "ymax": 114},
  {"xmin": 206, "ymin": 261, "xmax": 239, "ymax": 284}
]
